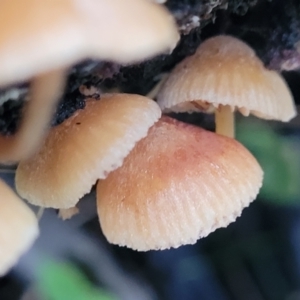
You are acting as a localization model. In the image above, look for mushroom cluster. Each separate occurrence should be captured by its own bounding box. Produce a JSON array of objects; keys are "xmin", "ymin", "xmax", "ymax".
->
[
  {"xmin": 0, "ymin": 0, "xmax": 296, "ymax": 272},
  {"xmin": 16, "ymin": 96, "xmax": 263, "ymax": 251},
  {"xmin": 12, "ymin": 36, "xmax": 297, "ymax": 254},
  {"xmin": 0, "ymin": 0, "xmax": 178, "ymax": 163},
  {"xmin": 14, "ymin": 98, "xmax": 263, "ymax": 252},
  {"xmin": 0, "ymin": 0, "xmax": 179, "ymax": 274}
]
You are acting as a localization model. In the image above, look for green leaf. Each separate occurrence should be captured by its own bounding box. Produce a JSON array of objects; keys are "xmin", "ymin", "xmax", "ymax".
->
[
  {"xmin": 37, "ymin": 260, "xmax": 117, "ymax": 300},
  {"xmin": 236, "ymin": 118, "xmax": 300, "ymax": 205}
]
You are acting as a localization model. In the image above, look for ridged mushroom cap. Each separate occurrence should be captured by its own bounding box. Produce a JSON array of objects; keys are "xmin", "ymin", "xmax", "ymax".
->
[
  {"xmin": 16, "ymin": 94, "xmax": 161, "ymax": 209},
  {"xmin": 157, "ymin": 35, "xmax": 296, "ymax": 122},
  {"xmin": 97, "ymin": 116, "xmax": 263, "ymax": 251},
  {"xmin": 0, "ymin": 180, "xmax": 38, "ymax": 275},
  {"xmin": 0, "ymin": 0, "xmax": 179, "ymax": 86}
]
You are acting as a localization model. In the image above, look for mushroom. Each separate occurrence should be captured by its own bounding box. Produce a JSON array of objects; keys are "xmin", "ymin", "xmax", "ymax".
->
[
  {"xmin": 0, "ymin": 179, "xmax": 38, "ymax": 275},
  {"xmin": 0, "ymin": 0, "xmax": 179, "ymax": 162},
  {"xmin": 96, "ymin": 116, "xmax": 263, "ymax": 251},
  {"xmin": 157, "ymin": 35, "xmax": 296, "ymax": 138},
  {"xmin": 15, "ymin": 94, "xmax": 161, "ymax": 209}
]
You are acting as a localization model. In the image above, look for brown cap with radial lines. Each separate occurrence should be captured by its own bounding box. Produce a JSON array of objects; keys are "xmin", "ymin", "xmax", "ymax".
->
[
  {"xmin": 16, "ymin": 94, "xmax": 161, "ymax": 209},
  {"xmin": 157, "ymin": 35, "xmax": 296, "ymax": 121},
  {"xmin": 97, "ymin": 116, "xmax": 263, "ymax": 251},
  {"xmin": 0, "ymin": 179, "xmax": 38, "ymax": 275},
  {"xmin": 0, "ymin": 0, "xmax": 179, "ymax": 87}
]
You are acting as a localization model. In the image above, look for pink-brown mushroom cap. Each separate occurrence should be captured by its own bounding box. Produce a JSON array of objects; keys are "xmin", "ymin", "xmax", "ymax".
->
[{"xmin": 97, "ymin": 116, "xmax": 263, "ymax": 251}]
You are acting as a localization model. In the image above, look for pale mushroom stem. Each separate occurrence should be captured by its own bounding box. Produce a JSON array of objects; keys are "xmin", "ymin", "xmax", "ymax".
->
[
  {"xmin": 58, "ymin": 206, "xmax": 79, "ymax": 220},
  {"xmin": 0, "ymin": 69, "xmax": 66, "ymax": 163},
  {"xmin": 215, "ymin": 105, "xmax": 235, "ymax": 138},
  {"xmin": 36, "ymin": 207, "xmax": 45, "ymax": 221},
  {"xmin": 146, "ymin": 73, "xmax": 169, "ymax": 99}
]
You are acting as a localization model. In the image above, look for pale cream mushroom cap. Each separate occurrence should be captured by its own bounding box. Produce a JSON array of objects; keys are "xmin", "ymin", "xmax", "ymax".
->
[
  {"xmin": 0, "ymin": 0, "xmax": 178, "ymax": 163},
  {"xmin": 0, "ymin": 0, "xmax": 179, "ymax": 87},
  {"xmin": 0, "ymin": 0, "xmax": 178, "ymax": 162},
  {"xmin": 16, "ymin": 94, "xmax": 161, "ymax": 209},
  {"xmin": 97, "ymin": 116, "xmax": 263, "ymax": 251},
  {"xmin": 0, "ymin": 180, "xmax": 38, "ymax": 275},
  {"xmin": 157, "ymin": 35, "xmax": 296, "ymax": 122}
]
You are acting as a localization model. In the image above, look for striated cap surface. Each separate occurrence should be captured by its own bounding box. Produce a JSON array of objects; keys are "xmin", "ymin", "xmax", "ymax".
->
[
  {"xmin": 97, "ymin": 116, "xmax": 263, "ymax": 251},
  {"xmin": 157, "ymin": 35, "xmax": 296, "ymax": 121},
  {"xmin": 16, "ymin": 94, "xmax": 161, "ymax": 209}
]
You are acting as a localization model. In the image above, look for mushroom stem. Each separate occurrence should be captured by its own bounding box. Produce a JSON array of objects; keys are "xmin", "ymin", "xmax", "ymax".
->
[
  {"xmin": 58, "ymin": 206, "xmax": 79, "ymax": 220},
  {"xmin": 146, "ymin": 73, "xmax": 169, "ymax": 99},
  {"xmin": 0, "ymin": 69, "xmax": 66, "ymax": 163},
  {"xmin": 215, "ymin": 105, "xmax": 235, "ymax": 138},
  {"xmin": 36, "ymin": 207, "xmax": 45, "ymax": 221}
]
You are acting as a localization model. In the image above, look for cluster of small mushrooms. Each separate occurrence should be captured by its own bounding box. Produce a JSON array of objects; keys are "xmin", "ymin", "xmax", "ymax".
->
[{"xmin": 0, "ymin": 0, "xmax": 296, "ymax": 275}]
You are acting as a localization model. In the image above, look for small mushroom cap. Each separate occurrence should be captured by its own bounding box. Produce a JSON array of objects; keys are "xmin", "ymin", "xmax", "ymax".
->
[
  {"xmin": 16, "ymin": 94, "xmax": 161, "ymax": 209},
  {"xmin": 97, "ymin": 116, "xmax": 263, "ymax": 251},
  {"xmin": 0, "ymin": 180, "xmax": 38, "ymax": 275},
  {"xmin": 157, "ymin": 35, "xmax": 296, "ymax": 122},
  {"xmin": 0, "ymin": 0, "xmax": 179, "ymax": 86}
]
